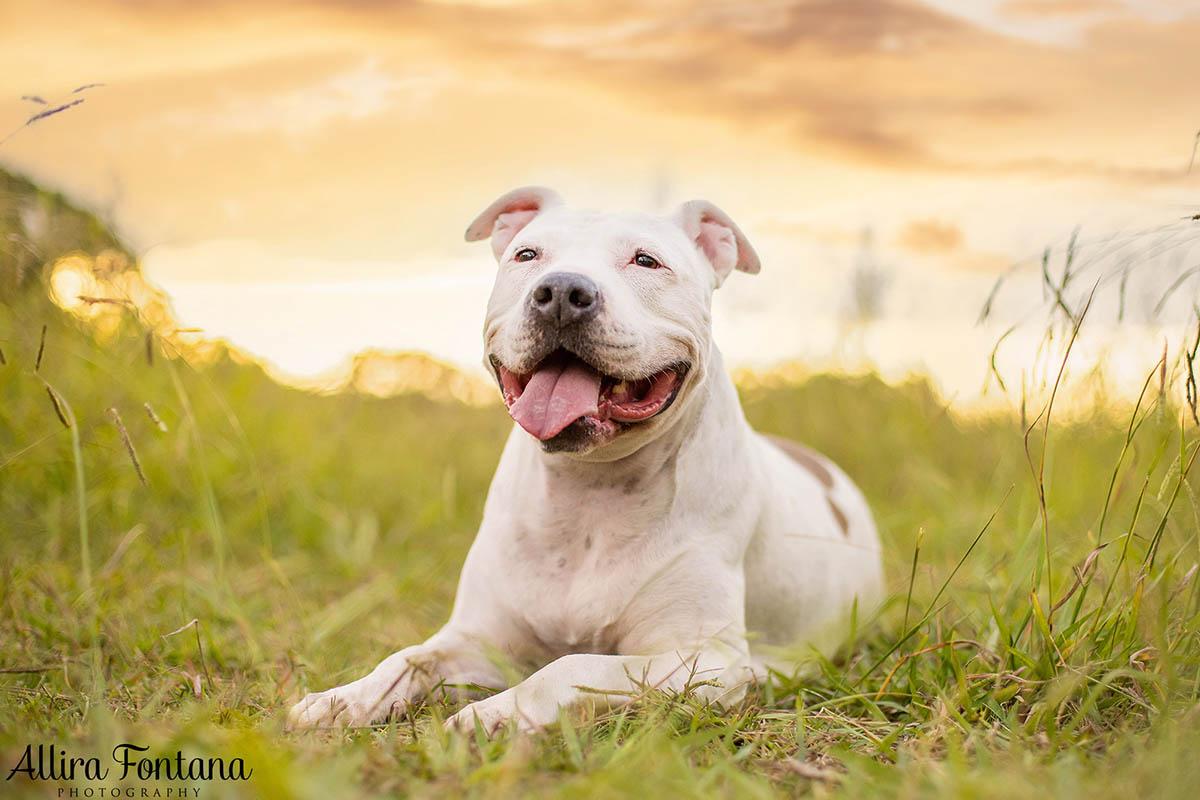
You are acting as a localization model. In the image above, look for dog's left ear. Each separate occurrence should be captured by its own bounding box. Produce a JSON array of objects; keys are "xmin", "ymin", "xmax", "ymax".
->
[
  {"xmin": 674, "ymin": 200, "xmax": 761, "ymax": 285},
  {"xmin": 465, "ymin": 186, "xmax": 563, "ymax": 260}
]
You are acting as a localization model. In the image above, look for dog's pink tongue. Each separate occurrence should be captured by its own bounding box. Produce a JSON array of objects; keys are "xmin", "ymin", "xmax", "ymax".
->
[{"xmin": 509, "ymin": 359, "xmax": 602, "ymax": 440}]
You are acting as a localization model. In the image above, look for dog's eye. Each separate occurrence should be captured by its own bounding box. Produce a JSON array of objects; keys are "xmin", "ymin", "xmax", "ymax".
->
[
  {"xmin": 514, "ymin": 248, "xmax": 538, "ymax": 262},
  {"xmin": 633, "ymin": 252, "xmax": 662, "ymax": 269}
]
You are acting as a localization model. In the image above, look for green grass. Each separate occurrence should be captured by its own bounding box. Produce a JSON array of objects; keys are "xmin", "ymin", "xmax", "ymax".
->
[{"xmin": 2, "ymin": 168, "xmax": 1198, "ymax": 798}]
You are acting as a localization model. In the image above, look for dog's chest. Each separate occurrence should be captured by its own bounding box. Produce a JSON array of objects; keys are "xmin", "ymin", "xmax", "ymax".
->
[{"xmin": 503, "ymin": 488, "xmax": 671, "ymax": 659}]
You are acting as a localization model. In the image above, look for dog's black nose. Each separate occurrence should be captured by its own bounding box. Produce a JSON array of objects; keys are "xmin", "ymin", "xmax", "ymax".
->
[{"xmin": 528, "ymin": 272, "xmax": 601, "ymax": 327}]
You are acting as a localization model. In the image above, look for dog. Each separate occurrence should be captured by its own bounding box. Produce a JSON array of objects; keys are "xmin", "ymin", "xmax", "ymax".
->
[{"xmin": 288, "ymin": 187, "xmax": 884, "ymax": 734}]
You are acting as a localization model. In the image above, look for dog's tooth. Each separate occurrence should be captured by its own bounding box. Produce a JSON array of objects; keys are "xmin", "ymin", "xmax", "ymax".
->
[{"xmin": 612, "ymin": 381, "xmax": 627, "ymax": 396}]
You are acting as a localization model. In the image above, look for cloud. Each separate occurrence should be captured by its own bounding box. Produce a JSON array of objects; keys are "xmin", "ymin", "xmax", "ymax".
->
[
  {"xmin": 148, "ymin": 58, "xmax": 449, "ymax": 137},
  {"xmin": 391, "ymin": 0, "xmax": 1195, "ymax": 181},
  {"xmin": 9, "ymin": 0, "xmax": 1198, "ymax": 182}
]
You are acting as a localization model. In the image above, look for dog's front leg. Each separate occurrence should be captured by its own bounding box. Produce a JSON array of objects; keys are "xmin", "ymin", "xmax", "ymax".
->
[
  {"xmin": 287, "ymin": 628, "xmax": 506, "ymax": 729},
  {"xmin": 444, "ymin": 645, "xmax": 751, "ymax": 736}
]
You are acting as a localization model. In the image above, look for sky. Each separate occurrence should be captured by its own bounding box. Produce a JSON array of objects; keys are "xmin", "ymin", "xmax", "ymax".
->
[{"xmin": 3, "ymin": 0, "xmax": 1200, "ymax": 407}]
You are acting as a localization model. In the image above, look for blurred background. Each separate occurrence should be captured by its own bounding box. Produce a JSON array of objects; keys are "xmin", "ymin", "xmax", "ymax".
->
[
  {"xmin": 4, "ymin": 0, "xmax": 1199, "ymax": 409},
  {"xmin": 4, "ymin": 6, "xmax": 1200, "ymax": 795}
]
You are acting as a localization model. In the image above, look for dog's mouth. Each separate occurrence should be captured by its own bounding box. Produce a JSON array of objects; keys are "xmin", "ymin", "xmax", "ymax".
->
[{"xmin": 492, "ymin": 349, "xmax": 689, "ymax": 442}]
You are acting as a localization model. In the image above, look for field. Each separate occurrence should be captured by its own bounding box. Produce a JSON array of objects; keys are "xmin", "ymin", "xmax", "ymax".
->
[{"xmin": 2, "ymin": 167, "xmax": 1199, "ymax": 798}]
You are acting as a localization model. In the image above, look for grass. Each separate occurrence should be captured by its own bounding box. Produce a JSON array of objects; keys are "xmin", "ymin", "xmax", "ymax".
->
[{"xmin": 1, "ymin": 167, "xmax": 1199, "ymax": 798}]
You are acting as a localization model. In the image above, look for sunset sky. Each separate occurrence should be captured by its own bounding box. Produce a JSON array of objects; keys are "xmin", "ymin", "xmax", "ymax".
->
[{"xmin": 3, "ymin": 0, "xmax": 1199, "ymax": 405}]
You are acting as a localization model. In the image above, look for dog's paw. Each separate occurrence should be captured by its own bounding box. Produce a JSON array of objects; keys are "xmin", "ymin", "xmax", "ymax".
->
[
  {"xmin": 287, "ymin": 682, "xmax": 399, "ymax": 730},
  {"xmin": 444, "ymin": 692, "xmax": 544, "ymax": 737}
]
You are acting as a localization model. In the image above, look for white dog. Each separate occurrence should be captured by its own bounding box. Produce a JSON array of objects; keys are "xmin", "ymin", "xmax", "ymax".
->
[{"xmin": 288, "ymin": 187, "xmax": 884, "ymax": 734}]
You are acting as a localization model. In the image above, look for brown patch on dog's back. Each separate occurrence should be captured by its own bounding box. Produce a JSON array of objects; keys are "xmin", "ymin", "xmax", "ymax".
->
[
  {"xmin": 768, "ymin": 435, "xmax": 851, "ymax": 538},
  {"xmin": 766, "ymin": 435, "xmax": 834, "ymax": 489},
  {"xmin": 827, "ymin": 497, "xmax": 849, "ymax": 536}
]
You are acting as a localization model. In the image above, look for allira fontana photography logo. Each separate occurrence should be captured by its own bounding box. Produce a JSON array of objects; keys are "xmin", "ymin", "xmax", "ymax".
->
[{"xmin": 6, "ymin": 743, "xmax": 252, "ymax": 797}]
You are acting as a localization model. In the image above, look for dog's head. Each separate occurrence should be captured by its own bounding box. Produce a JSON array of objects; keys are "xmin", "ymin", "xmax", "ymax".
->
[{"xmin": 467, "ymin": 186, "xmax": 759, "ymax": 456}]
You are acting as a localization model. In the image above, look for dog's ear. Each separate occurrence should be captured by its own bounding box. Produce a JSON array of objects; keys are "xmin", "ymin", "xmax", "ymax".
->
[
  {"xmin": 674, "ymin": 200, "xmax": 760, "ymax": 285},
  {"xmin": 465, "ymin": 186, "xmax": 563, "ymax": 260}
]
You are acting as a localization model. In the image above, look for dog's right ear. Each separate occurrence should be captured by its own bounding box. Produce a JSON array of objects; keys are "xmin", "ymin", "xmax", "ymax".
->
[{"xmin": 464, "ymin": 186, "xmax": 563, "ymax": 260}]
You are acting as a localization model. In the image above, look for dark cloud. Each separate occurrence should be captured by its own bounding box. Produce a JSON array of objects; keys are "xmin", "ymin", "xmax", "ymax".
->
[
  {"xmin": 397, "ymin": 0, "xmax": 1187, "ymax": 180},
  {"xmin": 422, "ymin": 1, "xmax": 1010, "ymax": 169}
]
